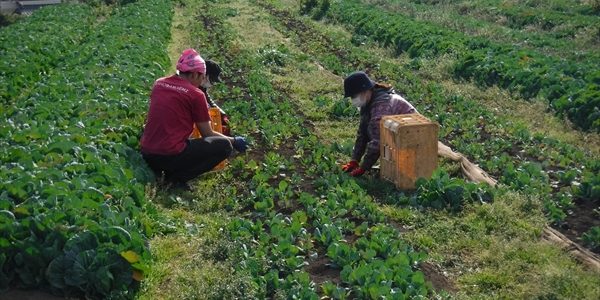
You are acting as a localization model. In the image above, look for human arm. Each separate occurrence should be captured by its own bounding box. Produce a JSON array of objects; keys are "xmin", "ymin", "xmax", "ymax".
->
[
  {"xmin": 196, "ymin": 121, "xmax": 231, "ymax": 140},
  {"xmin": 360, "ymin": 103, "xmax": 389, "ymax": 170},
  {"xmin": 196, "ymin": 121, "xmax": 248, "ymax": 152},
  {"xmin": 351, "ymin": 114, "xmax": 369, "ymax": 162}
]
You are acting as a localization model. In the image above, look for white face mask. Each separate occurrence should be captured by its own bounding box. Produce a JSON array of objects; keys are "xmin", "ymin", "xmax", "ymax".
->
[{"xmin": 351, "ymin": 93, "xmax": 367, "ymax": 107}]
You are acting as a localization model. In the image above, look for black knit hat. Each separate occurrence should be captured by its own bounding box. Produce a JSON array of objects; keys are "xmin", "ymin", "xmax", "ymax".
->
[
  {"xmin": 206, "ymin": 59, "xmax": 222, "ymax": 83},
  {"xmin": 343, "ymin": 71, "xmax": 375, "ymax": 97}
]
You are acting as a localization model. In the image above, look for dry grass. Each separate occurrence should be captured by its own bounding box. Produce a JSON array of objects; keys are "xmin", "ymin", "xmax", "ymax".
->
[
  {"xmin": 167, "ymin": 4, "xmax": 191, "ymax": 74},
  {"xmin": 138, "ymin": 173, "xmax": 257, "ymax": 299},
  {"xmin": 226, "ymin": 0, "xmax": 286, "ymax": 49},
  {"xmin": 382, "ymin": 191, "xmax": 600, "ymax": 299},
  {"xmin": 136, "ymin": 208, "xmax": 254, "ymax": 299}
]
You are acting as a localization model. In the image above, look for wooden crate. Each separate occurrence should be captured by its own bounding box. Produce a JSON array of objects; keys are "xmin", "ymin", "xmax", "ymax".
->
[{"xmin": 380, "ymin": 113, "xmax": 439, "ymax": 189}]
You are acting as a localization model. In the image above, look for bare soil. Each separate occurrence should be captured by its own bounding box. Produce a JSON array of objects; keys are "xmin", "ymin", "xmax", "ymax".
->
[
  {"xmin": 305, "ymin": 256, "xmax": 341, "ymax": 285},
  {"xmin": 420, "ymin": 262, "xmax": 457, "ymax": 293},
  {"xmin": 561, "ymin": 199, "xmax": 600, "ymax": 254}
]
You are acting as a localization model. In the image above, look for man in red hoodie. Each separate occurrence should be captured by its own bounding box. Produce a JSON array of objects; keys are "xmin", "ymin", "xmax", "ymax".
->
[{"xmin": 140, "ymin": 48, "xmax": 248, "ymax": 190}]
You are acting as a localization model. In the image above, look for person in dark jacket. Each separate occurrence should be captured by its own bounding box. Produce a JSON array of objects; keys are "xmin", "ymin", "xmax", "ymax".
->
[
  {"xmin": 200, "ymin": 60, "xmax": 231, "ymax": 136},
  {"xmin": 341, "ymin": 71, "xmax": 417, "ymax": 177}
]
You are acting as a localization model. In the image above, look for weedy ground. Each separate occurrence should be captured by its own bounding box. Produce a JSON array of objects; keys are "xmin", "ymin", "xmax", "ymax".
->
[{"xmin": 137, "ymin": 0, "xmax": 600, "ymax": 299}]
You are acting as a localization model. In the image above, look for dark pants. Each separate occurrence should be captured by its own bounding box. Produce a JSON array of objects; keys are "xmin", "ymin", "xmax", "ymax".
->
[{"xmin": 142, "ymin": 137, "xmax": 232, "ymax": 183}]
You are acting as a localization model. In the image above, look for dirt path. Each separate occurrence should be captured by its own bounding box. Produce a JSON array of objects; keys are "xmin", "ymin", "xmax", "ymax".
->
[{"xmin": 166, "ymin": 4, "xmax": 190, "ymax": 74}]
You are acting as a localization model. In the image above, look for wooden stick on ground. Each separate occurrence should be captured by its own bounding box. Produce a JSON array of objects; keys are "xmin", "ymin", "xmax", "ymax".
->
[{"xmin": 437, "ymin": 141, "xmax": 600, "ymax": 273}]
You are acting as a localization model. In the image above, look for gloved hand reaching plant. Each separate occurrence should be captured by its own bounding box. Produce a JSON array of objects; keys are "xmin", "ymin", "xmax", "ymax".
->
[
  {"xmin": 341, "ymin": 160, "xmax": 359, "ymax": 172},
  {"xmin": 349, "ymin": 167, "xmax": 366, "ymax": 177},
  {"xmin": 233, "ymin": 136, "xmax": 248, "ymax": 152}
]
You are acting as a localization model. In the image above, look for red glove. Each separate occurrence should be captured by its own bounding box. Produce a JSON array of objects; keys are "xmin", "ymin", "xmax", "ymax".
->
[
  {"xmin": 350, "ymin": 167, "xmax": 366, "ymax": 177},
  {"xmin": 341, "ymin": 160, "xmax": 359, "ymax": 172}
]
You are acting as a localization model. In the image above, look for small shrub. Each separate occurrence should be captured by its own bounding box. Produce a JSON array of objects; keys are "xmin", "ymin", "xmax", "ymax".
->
[
  {"xmin": 582, "ymin": 227, "xmax": 600, "ymax": 252},
  {"xmin": 413, "ymin": 169, "xmax": 494, "ymax": 211},
  {"xmin": 299, "ymin": 0, "xmax": 318, "ymax": 15}
]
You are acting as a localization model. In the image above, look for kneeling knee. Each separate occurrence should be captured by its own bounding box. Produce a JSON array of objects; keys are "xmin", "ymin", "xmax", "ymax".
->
[{"xmin": 216, "ymin": 137, "xmax": 233, "ymax": 156}]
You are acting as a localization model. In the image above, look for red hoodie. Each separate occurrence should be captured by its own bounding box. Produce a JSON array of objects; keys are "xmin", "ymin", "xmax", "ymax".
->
[{"xmin": 141, "ymin": 75, "xmax": 210, "ymax": 155}]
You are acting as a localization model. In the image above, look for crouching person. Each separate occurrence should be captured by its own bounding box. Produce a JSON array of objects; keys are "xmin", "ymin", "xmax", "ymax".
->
[
  {"xmin": 341, "ymin": 71, "xmax": 416, "ymax": 177},
  {"xmin": 140, "ymin": 48, "xmax": 248, "ymax": 190}
]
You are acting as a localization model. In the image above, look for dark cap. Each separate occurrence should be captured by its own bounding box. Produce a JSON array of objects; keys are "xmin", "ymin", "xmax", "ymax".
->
[
  {"xmin": 206, "ymin": 59, "xmax": 222, "ymax": 83},
  {"xmin": 343, "ymin": 71, "xmax": 375, "ymax": 97}
]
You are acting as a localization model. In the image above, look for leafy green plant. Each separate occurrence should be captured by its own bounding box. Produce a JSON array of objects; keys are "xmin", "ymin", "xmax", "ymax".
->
[
  {"xmin": 334, "ymin": 226, "xmax": 428, "ymax": 299},
  {"xmin": 0, "ymin": 4, "xmax": 95, "ymax": 104},
  {"xmin": 575, "ymin": 171, "xmax": 600, "ymax": 200},
  {"xmin": 413, "ymin": 169, "xmax": 494, "ymax": 211},
  {"xmin": 258, "ymin": 44, "xmax": 291, "ymax": 68},
  {"xmin": 593, "ymin": 0, "xmax": 600, "ymax": 13},
  {"xmin": 501, "ymin": 162, "xmax": 551, "ymax": 195},
  {"xmin": 582, "ymin": 227, "xmax": 600, "ymax": 252},
  {"xmin": 252, "ymin": 183, "xmax": 275, "ymax": 212},
  {"xmin": 313, "ymin": 0, "xmax": 330, "ymax": 20},
  {"xmin": 299, "ymin": 0, "xmax": 319, "ymax": 15},
  {"xmin": 321, "ymin": 281, "xmax": 351, "ymax": 299},
  {"xmin": 327, "ymin": 242, "xmax": 360, "ymax": 267},
  {"xmin": 329, "ymin": 98, "xmax": 359, "ymax": 119}
]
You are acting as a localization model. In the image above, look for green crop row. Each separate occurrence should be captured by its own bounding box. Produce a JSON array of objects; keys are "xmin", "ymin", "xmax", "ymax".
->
[
  {"xmin": 0, "ymin": 0, "xmax": 172, "ymax": 298},
  {"xmin": 195, "ymin": 0, "xmax": 505, "ymax": 296},
  {"xmin": 188, "ymin": 3, "xmax": 320, "ymax": 297},
  {"xmin": 226, "ymin": 58, "xmax": 432, "ymax": 299},
  {"xmin": 491, "ymin": 5, "xmax": 598, "ymax": 32},
  {"xmin": 406, "ymin": 0, "xmax": 599, "ymax": 17},
  {"xmin": 0, "ymin": 4, "xmax": 96, "ymax": 105},
  {"xmin": 400, "ymin": 0, "xmax": 600, "ymax": 31},
  {"xmin": 454, "ymin": 54, "xmax": 599, "ymax": 131},
  {"xmin": 317, "ymin": 0, "xmax": 600, "ymax": 131},
  {"xmin": 470, "ymin": 0, "xmax": 598, "ymax": 30},
  {"xmin": 364, "ymin": 0, "xmax": 600, "ymax": 64}
]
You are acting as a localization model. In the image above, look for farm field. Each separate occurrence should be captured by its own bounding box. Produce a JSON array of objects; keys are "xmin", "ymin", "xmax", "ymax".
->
[{"xmin": 1, "ymin": 0, "xmax": 599, "ymax": 299}]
